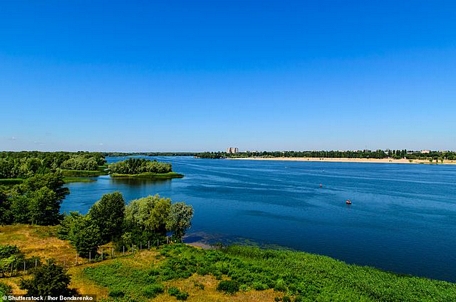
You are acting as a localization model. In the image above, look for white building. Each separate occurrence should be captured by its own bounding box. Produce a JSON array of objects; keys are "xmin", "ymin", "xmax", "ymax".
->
[{"xmin": 226, "ymin": 147, "xmax": 239, "ymax": 154}]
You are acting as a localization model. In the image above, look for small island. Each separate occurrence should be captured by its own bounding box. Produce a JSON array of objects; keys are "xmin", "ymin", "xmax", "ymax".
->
[{"xmin": 108, "ymin": 157, "xmax": 184, "ymax": 179}]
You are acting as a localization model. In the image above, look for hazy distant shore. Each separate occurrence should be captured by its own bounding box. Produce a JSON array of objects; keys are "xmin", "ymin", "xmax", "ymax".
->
[{"xmin": 231, "ymin": 157, "xmax": 456, "ymax": 165}]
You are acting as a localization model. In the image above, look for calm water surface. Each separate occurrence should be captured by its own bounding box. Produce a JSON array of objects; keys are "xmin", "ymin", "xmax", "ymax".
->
[{"xmin": 62, "ymin": 156, "xmax": 456, "ymax": 282}]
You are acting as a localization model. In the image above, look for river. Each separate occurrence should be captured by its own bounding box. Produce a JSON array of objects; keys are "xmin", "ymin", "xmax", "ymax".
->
[{"xmin": 61, "ymin": 156, "xmax": 456, "ymax": 282}]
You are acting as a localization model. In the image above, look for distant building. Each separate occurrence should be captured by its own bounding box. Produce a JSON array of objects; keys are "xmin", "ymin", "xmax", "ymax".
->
[
  {"xmin": 421, "ymin": 150, "xmax": 431, "ymax": 154},
  {"xmin": 226, "ymin": 147, "xmax": 239, "ymax": 154}
]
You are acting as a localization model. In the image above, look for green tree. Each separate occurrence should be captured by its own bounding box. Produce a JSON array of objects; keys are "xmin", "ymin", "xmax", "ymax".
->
[
  {"xmin": 10, "ymin": 194, "xmax": 30, "ymax": 224},
  {"xmin": 149, "ymin": 196, "xmax": 171, "ymax": 236},
  {"xmin": 58, "ymin": 212, "xmax": 102, "ymax": 258},
  {"xmin": 20, "ymin": 259, "xmax": 77, "ymax": 296},
  {"xmin": 28, "ymin": 187, "xmax": 61, "ymax": 225},
  {"xmin": 9, "ymin": 172, "xmax": 69, "ymax": 225},
  {"xmin": 58, "ymin": 211, "xmax": 83, "ymax": 240},
  {"xmin": 72, "ymin": 216, "xmax": 103, "ymax": 258},
  {"xmin": 167, "ymin": 202, "xmax": 194, "ymax": 241},
  {"xmin": 124, "ymin": 195, "xmax": 169, "ymax": 245},
  {"xmin": 0, "ymin": 189, "xmax": 12, "ymax": 225},
  {"xmin": 0, "ymin": 245, "xmax": 25, "ymax": 278},
  {"xmin": 123, "ymin": 195, "xmax": 193, "ymax": 246},
  {"xmin": 21, "ymin": 172, "xmax": 69, "ymax": 203},
  {"xmin": 0, "ymin": 281, "xmax": 12, "ymax": 296},
  {"xmin": 89, "ymin": 192, "xmax": 125, "ymax": 244}
]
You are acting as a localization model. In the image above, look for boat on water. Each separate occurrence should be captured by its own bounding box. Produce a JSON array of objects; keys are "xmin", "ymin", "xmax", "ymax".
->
[{"xmin": 346, "ymin": 199, "xmax": 352, "ymax": 205}]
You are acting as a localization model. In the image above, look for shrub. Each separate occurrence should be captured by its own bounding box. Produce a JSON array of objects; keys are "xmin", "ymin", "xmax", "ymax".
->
[
  {"xmin": 252, "ymin": 281, "xmax": 269, "ymax": 290},
  {"xmin": 217, "ymin": 280, "xmax": 240, "ymax": 294},
  {"xmin": 168, "ymin": 287, "xmax": 189, "ymax": 300},
  {"xmin": 108, "ymin": 290, "xmax": 125, "ymax": 298},
  {"xmin": 143, "ymin": 283, "xmax": 164, "ymax": 298},
  {"xmin": 274, "ymin": 278, "xmax": 287, "ymax": 292},
  {"xmin": 19, "ymin": 259, "xmax": 76, "ymax": 296},
  {"xmin": 0, "ymin": 281, "xmax": 12, "ymax": 296}
]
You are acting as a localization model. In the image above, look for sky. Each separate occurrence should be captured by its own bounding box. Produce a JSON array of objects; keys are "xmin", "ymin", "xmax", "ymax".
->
[{"xmin": 1, "ymin": 0, "xmax": 455, "ymax": 152}]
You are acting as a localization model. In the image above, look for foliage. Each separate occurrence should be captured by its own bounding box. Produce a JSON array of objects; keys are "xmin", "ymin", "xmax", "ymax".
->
[
  {"xmin": 0, "ymin": 189, "xmax": 12, "ymax": 225},
  {"xmin": 168, "ymin": 286, "xmax": 189, "ymax": 300},
  {"xmin": 59, "ymin": 213, "xmax": 102, "ymax": 258},
  {"xmin": 61, "ymin": 156, "xmax": 99, "ymax": 171},
  {"xmin": 0, "ymin": 244, "xmax": 24, "ymax": 278},
  {"xmin": 217, "ymin": 280, "xmax": 240, "ymax": 294},
  {"xmin": 20, "ymin": 259, "xmax": 77, "ymax": 297},
  {"xmin": 0, "ymin": 281, "xmax": 12, "ymax": 296},
  {"xmin": 83, "ymin": 243, "xmax": 456, "ymax": 301},
  {"xmin": 62, "ymin": 192, "xmax": 192, "ymax": 257},
  {"xmin": 196, "ymin": 152, "xmax": 226, "ymax": 159},
  {"xmin": 167, "ymin": 202, "xmax": 194, "ymax": 240},
  {"xmin": 84, "ymin": 261, "xmax": 166, "ymax": 301},
  {"xmin": 88, "ymin": 192, "xmax": 125, "ymax": 244},
  {"xmin": 143, "ymin": 283, "xmax": 164, "ymax": 298},
  {"xmin": 223, "ymin": 149, "xmax": 456, "ymax": 161},
  {"xmin": 110, "ymin": 171, "xmax": 183, "ymax": 180},
  {"xmin": 9, "ymin": 195, "xmax": 30, "ymax": 224},
  {"xmin": 7, "ymin": 173, "xmax": 68, "ymax": 225},
  {"xmin": 0, "ymin": 151, "xmax": 106, "ymax": 179},
  {"xmin": 27, "ymin": 187, "xmax": 59, "ymax": 225},
  {"xmin": 108, "ymin": 158, "xmax": 172, "ymax": 174},
  {"xmin": 158, "ymin": 244, "xmax": 456, "ymax": 301},
  {"xmin": 122, "ymin": 195, "xmax": 193, "ymax": 248}
]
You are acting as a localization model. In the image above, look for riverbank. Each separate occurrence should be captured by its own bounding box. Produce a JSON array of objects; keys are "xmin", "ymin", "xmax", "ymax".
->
[
  {"xmin": 231, "ymin": 157, "xmax": 456, "ymax": 165},
  {"xmin": 3, "ymin": 225, "xmax": 456, "ymax": 301},
  {"xmin": 110, "ymin": 171, "xmax": 184, "ymax": 179}
]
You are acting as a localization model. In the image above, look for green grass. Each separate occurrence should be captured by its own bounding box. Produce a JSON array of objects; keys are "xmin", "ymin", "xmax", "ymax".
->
[
  {"xmin": 110, "ymin": 172, "xmax": 184, "ymax": 180},
  {"xmin": 0, "ymin": 178, "xmax": 23, "ymax": 185},
  {"xmin": 63, "ymin": 177, "xmax": 96, "ymax": 183},
  {"xmin": 84, "ymin": 258, "xmax": 167, "ymax": 301},
  {"xmin": 61, "ymin": 169, "xmax": 107, "ymax": 177},
  {"xmin": 83, "ymin": 244, "xmax": 456, "ymax": 301}
]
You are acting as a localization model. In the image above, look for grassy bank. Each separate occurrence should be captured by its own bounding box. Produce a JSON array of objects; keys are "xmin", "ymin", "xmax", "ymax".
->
[
  {"xmin": 0, "ymin": 178, "xmax": 23, "ymax": 185},
  {"xmin": 111, "ymin": 172, "xmax": 184, "ymax": 180},
  {"xmin": 2, "ymin": 225, "xmax": 456, "ymax": 301},
  {"xmin": 63, "ymin": 177, "xmax": 96, "ymax": 183},
  {"xmin": 80, "ymin": 244, "xmax": 456, "ymax": 301},
  {"xmin": 61, "ymin": 169, "xmax": 107, "ymax": 177}
]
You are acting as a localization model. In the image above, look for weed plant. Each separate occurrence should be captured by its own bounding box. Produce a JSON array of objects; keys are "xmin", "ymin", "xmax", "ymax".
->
[{"xmin": 84, "ymin": 244, "xmax": 456, "ymax": 301}]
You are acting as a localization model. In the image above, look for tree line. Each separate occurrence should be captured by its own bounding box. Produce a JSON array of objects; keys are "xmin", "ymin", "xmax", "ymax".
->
[
  {"xmin": 0, "ymin": 172, "xmax": 69, "ymax": 225},
  {"xmin": 0, "ymin": 151, "xmax": 106, "ymax": 179},
  {"xmin": 199, "ymin": 150, "xmax": 456, "ymax": 161},
  {"xmin": 108, "ymin": 158, "xmax": 173, "ymax": 174},
  {"xmin": 58, "ymin": 192, "xmax": 193, "ymax": 258}
]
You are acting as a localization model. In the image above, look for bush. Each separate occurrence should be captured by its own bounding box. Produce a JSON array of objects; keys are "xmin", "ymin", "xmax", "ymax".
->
[
  {"xmin": 274, "ymin": 278, "xmax": 287, "ymax": 292},
  {"xmin": 20, "ymin": 259, "xmax": 76, "ymax": 296},
  {"xmin": 0, "ymin": 281, "xmax": 12, "ymax": 296},
  {"xmin": 108, "ymin": 290, "xmax": 125, "ymax": 298},
  {"xmin": 252, "ymin": 281, "xmax": 269, "ymax": 290},
  {"xmin": 217, "ymin": 280, "xmax": 240, "ymax": 294},
  {"xmin": 143, "ymin": 283, "xmax": 164, "ymax": 298},
  {"xmin": 168, "ymin": 287, "xmax": 189, "ymax": 300}
]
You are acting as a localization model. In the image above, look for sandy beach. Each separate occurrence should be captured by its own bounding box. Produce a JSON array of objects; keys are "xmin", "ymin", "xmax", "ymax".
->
[{"xmin": 232, "ymin": 157, "xmax": 456, "ymax": 165}]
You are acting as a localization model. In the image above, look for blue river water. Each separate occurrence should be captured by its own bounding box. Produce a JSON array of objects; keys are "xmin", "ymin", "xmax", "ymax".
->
[{"xmin": 61, "ymin": 156, "xmax": 456, "ymax": 282}]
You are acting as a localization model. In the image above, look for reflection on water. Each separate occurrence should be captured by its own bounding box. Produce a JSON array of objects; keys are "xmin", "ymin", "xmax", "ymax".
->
[{"xmin": 110, "ymin": 178, "xmax": 171, "ymax": 187}]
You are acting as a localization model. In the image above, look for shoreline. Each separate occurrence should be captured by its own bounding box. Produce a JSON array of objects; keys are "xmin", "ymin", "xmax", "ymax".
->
[{"xmin": 230, "ymin": 157, "xmax": 456, "ymax": 165}]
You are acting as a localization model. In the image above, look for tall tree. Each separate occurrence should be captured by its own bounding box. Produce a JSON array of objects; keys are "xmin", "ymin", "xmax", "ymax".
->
[
  {"xmin": 28, "ymin": 187, "xmax": 60, "ymax": 225},
  {"xmin": 72, "ymin": 216, "xmax": 103, "ymax": 258},
  {"xmin": 167, "ymin": 202, "xmax": 194, "ymax": 241},
  {"xmin": 89, "ymin": 192, "xmax": 125, "ymax": 244},
  {"xmin": 58, "ymin": 212, "xmax": 102, "ymax": 258},
  {"xmin": 0, "ymin": 189, "xmax": 12, "ymax": 225}
]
